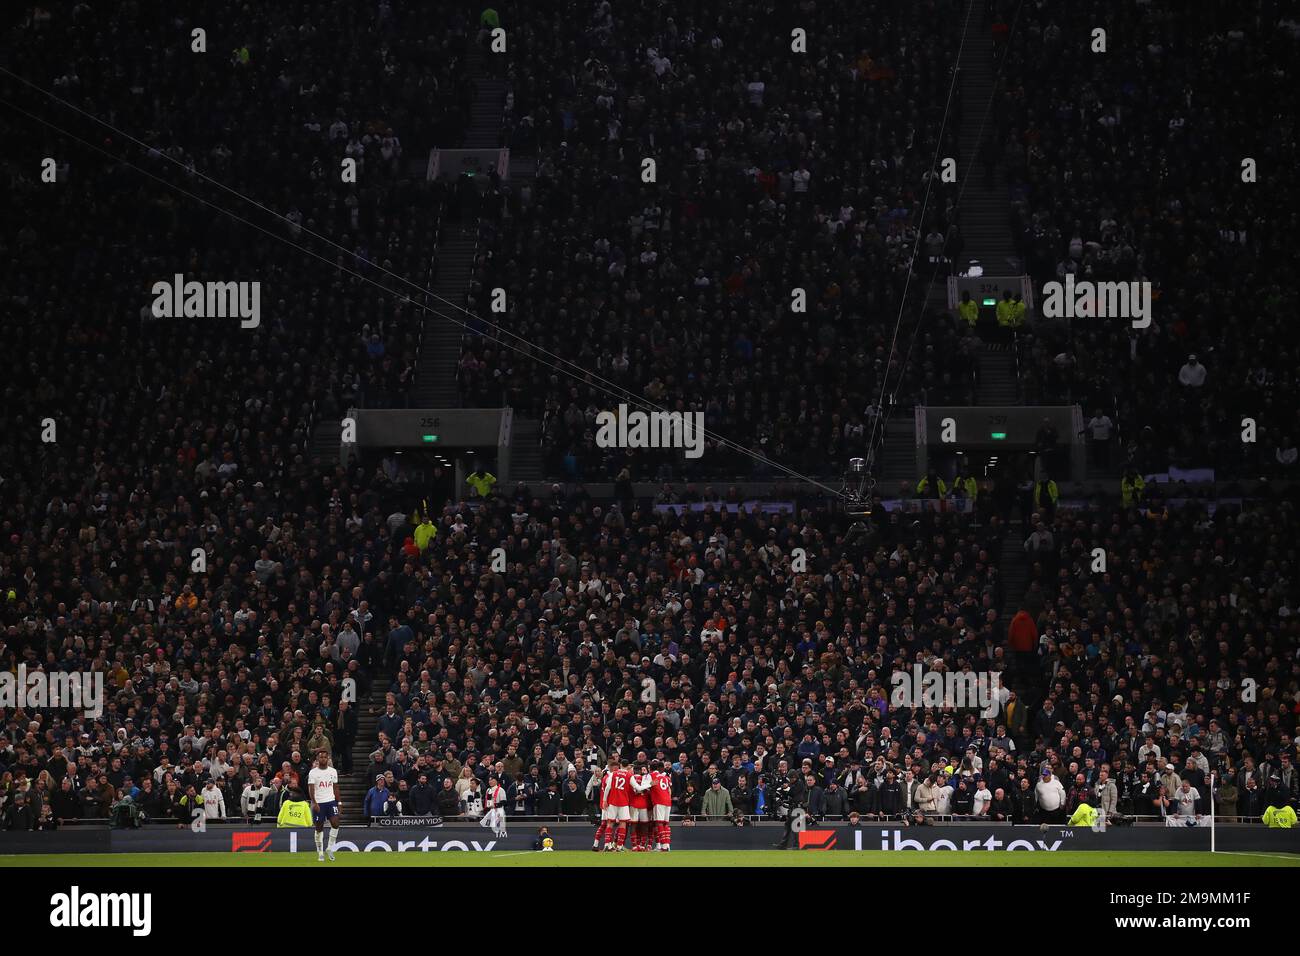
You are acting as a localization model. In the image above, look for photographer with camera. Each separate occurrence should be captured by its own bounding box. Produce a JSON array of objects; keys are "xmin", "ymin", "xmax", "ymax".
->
[{"xmin": 770, "ymin": 769, "xmax": 808, "ymax": 849}]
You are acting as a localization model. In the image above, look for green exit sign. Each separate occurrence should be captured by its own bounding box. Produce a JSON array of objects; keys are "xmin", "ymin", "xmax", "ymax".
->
[
  {"xmin": 990, "ymin": 432, "xmax": 1007, "ymax": 440},
  {"xmin": 422, "ymin": 435, "xmax": 439, "ymax": 443}
]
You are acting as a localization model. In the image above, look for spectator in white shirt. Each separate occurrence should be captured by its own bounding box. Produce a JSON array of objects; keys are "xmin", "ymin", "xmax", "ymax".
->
[
  {"xmin": 1024, "ymin": 522, "xmax": 1054, "ymax": 556},
  {"xmin": 201, "ymin": 780, "xmax": 226, "ymax": 819},
  {"xmin": 1035, "ymin": 769, "xmax": 1067, "ymax": 823},
  {"xmin": 933, "ymin": 775, "xmax": 954, "ymax": 815},
  {"xmin": 1087, "ymin": 412, "xmax": 1113, "ymax": 441},
  {"xmin": 1178, "ymin": 354, "xmax": 1207, "ymax": 387},
  {"xmin": 207, "ymin": 752, "xmax": 231, "ymax": 780},
  {"xmin": 1166, "ymin": 703, "xmax": 1189, "ymax": 731},
  {"xmin": 1174, "ymin": 780, "xmax": 1200, "ymax": 817},
  {"xmin": 1084, "ymin": 409, "xmax": 1114, "ymax": 469},
  {"xmin": 972, "ymin": 779, "xmax": 993, "ymax": 816}
]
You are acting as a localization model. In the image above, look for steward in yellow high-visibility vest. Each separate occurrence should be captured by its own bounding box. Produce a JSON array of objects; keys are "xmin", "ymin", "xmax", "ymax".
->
[
  {"xmin": 916, "ymin": 474, "xmax": 947, "ymax": 498},
  {"xmin": 1263, "ymin": 805, "xmax": 1297, "ymax": 828},
  {"xmin": 996, "ymin": 290, "xmax": 1015, "ymax": 328},
  {"xmin": 951, "ymin": 474, "xmax": 978, "ymax": 499},
  {"xmin": 1033, "ymin": 478, "xmax": 1059, "ymax": 509},
  {"xmin": 466, "ymin": 467, "xmax": 497, "ymax": 497},
  {"xmin": 1010, "ymin": 294, "xmax": 1027, "ymax": 328},
  {"xmin": 277, "ymin": 797, "xmax": 313, "ymax": 828},
  {"xmin": 958, "ymin": 291, "xmax": 979, "ymax": 327},
  {"xmin": 1121, "ymin": 471, "xmax": 1146, "ymax": 508},
  {"xmin": 1067, "ymin": 802, "xmax": 1098, "ymax": 827},
  {"xmin": 414, "ymin": 517, "xmax": 437, "ymax": 552}
]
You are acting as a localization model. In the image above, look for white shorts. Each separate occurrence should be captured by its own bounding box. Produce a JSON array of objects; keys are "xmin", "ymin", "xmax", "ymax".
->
[
  {"xmin": 632, "ymin": 807, "xmax": 649, "ymax": 822},
  {"xmin": 601, "ymin": 805, "xmax": 618, "ymax": 822},
  {"xmin": 611, "ymin": 804, "xmax": 630, "ymax": 822},
  {"xmin": 652, "ymin": 804, "xmax": 671, "ymax": 823}
]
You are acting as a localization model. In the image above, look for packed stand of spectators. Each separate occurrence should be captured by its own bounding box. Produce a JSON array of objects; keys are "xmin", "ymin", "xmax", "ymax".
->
[
  {"xmin": 1014, "ymin": 496, "xmax": 1300, "ymax": 821},
  {"xmin": 0, "ymin": 0, "xmax": 475, "ymax": 829},
  {"xmin": 0, "ymin": 434, "xmax": 427, "ymax": 828},
  {"xmin": 2, "ymin": 0, "xmax": 475, "ymax": 420},
  {"xmin": 4, "ymin": 2, "xmax": 1299, "ymax": 840},
  {"xmin": 349, "ymin": 487, "xmax": 1298, "ymax": 828},
  {"xmin": 459, "ymin": 0, "xmax": 974, "ymax": 479},
  {"xmin": 6, "ymin": 472, "xmax": 1298, "ymax": 828},
  {"xmin": 998, "ymin": 1, "xmax": 1300, "ymax": 477},
  {"xmin": 357, "ymin": 483, "xmax": 1026, "ymax": 825}
]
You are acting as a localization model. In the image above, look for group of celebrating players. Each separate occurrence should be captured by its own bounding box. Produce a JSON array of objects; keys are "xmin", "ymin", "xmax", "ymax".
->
[
  {"xmin": 594, "ymin": 756, "xmax": 674, "ymax": 852},
  {"xmin": 307, "ymin": 749, "xmax": 676, "ymax": 858}
]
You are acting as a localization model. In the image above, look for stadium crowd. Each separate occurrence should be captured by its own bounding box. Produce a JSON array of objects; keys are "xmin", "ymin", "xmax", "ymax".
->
[
  {"xmin": 342, "ymin": 487, "xmax": 1298, "ymax": 828},
  {"xmin": 1, "ymin": 1, "xmax": 1298, "ymax": 840},
  {"xmin": 4, "ymin": 479, "xmax": 1297, "ymax": 829},
  {"xmin": 3, "ymin": 0, "xmax": 473, "ymax": 422},
  {"xmin": 458, "ymin": 0, "xmax": 975, "ymax": 480},
  {"xmin": 999, "ymin": 0, "xmax": 1300, "ymax": 478},
  {"xmin": 0, "ymin": 0, "xmax": 472, "ymax": 827}
]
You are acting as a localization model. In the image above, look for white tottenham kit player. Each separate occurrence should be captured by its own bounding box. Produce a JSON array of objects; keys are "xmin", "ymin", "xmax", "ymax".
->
[
  {"xmin": 480, "ymin": 774, "xmax": 508, "ymax": 838},
  {"xmin": 308, "ymin": 750, "xmax": 341, "ymax": 861}
]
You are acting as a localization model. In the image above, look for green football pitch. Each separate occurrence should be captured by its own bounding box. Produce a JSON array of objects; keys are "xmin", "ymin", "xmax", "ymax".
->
[{"xmin": 2, "ymin": 850, "xmax": 1297, "ymax": 867}]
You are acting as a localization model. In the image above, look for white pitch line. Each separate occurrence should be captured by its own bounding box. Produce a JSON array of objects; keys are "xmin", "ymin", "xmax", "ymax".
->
[{"xmin": 1213, "ymin": 851, "xmax": 1300, "ymax": 862}]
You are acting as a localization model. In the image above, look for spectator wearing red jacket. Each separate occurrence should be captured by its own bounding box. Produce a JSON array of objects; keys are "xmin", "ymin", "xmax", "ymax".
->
[{"xmin": 1008, "ymin": 608, "xmax": 1038, "ymax": 676}]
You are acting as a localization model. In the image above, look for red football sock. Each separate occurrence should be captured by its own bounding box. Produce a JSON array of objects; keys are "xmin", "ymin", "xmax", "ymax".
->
[
  {"xmin": 615, "ymin": 823, "xmax": 627, "ymax": 846},
  {"xmin": 594, "ymin": 822, "xmax": 607, "ymax": 845}
]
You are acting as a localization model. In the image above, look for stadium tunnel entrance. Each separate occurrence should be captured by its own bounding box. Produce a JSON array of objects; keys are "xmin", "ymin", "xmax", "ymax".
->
[
  {"xmin": 357, "ymin": 444, "xmax": 500, "ymax": 518},
  {"xmin": 345, "ymin": 407, "xmax": 512, "ymax": 510}
]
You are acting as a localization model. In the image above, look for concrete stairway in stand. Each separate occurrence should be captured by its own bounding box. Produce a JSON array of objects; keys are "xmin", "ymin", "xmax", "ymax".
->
[
  {"xmin": 958, "ymin": 1, "xmax": 1020, "ymax": 275},
  {"xmin": 336, "ymin": 670, "xmax": 391, "ymax": 825}
]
